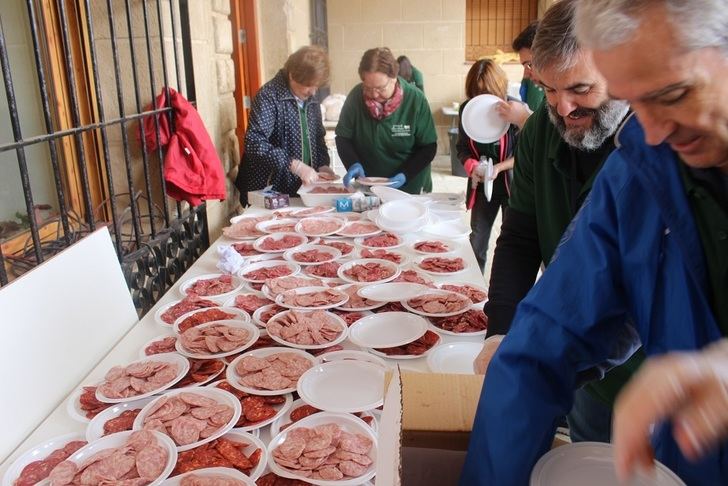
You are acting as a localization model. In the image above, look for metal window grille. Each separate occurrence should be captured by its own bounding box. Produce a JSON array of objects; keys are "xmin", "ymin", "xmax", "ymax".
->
[{"xmin": 0, "ymin": 0, "xmax": 208, "ymax": 316}]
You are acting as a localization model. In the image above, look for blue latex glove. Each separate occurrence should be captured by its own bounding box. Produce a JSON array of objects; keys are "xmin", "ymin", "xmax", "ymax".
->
[
  {"xmin": 343, "ymin": 162, "xmax": 365, "ymax": 187},
  {"xmin": 388, "ymin": 173, "xmax": 406, "ymax": 189}
]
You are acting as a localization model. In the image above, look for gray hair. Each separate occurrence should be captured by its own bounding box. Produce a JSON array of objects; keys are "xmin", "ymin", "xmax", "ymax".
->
[
  {"xmin": 574, "ymin": 0, "xmax": 728, "ymax": 54},
  {"xmin": 532, "ymin": 0, "xmax": 583, "ymax": 73}
]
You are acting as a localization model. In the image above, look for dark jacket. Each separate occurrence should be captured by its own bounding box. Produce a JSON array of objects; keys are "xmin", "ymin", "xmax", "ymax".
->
[{"xmin": 235, "ymin": 70, "xmax": 330, "ymax": 206}]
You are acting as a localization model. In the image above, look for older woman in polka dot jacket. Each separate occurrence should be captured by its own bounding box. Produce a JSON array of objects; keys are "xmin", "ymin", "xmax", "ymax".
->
[{"xmin": 235, "ymin": 46, "xmax": 334, "ymax": 206}]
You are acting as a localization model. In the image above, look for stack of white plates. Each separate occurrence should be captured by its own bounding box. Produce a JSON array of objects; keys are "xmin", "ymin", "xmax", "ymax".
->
[{"xmin": 375, "ymin": 199, "xmax": 430, "ymax": 234}]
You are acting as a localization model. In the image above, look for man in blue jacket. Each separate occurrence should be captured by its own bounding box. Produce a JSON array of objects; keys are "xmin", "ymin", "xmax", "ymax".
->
[{"xmin": 460, "ymin": 0, "xmax": 728, "ymax": 484}]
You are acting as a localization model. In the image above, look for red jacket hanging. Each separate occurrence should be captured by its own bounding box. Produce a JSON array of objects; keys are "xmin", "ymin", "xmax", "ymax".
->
[{"xmin": 141, "ymin": 88, "xmax": 226, "ymax": 206}]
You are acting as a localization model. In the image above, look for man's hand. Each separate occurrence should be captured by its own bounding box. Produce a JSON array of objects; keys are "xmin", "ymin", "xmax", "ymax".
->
[
  {"xmin": 613, "ymin": 339, "xmax": 728, "ymax": 481},
  {"xmin": 473, "ymin": 334, "xmax": 505, "ymax": 374},
  {"xmin": 290, "ymin": 159, "xmax": 319, "ymax": 185}
]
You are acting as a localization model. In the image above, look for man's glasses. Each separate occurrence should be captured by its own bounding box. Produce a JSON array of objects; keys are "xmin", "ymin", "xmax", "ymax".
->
[{"xmin": 522, "ymin": 61, "xmax": 533, "ymax": 71}]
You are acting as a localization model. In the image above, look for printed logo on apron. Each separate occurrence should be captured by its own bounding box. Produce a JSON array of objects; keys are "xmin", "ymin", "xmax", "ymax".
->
[{"xmin": 391, "ymin": 124, "xmax": 412, "ymax": 137}]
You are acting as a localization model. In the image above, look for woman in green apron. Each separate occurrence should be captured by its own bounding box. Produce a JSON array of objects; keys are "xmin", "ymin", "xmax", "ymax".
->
[{"xmin": 335, "ymin": 47, "xmax": 437, "ymax": 194}]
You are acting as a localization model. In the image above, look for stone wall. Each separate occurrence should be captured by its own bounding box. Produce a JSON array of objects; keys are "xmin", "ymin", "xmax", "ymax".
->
[
  {"xmin": 327, "ymin": 0, "xmax": 468, "ymax": 163},
  {"xmin": 188, "ymin": 0, "xmax": 239, "ymax": 240}
]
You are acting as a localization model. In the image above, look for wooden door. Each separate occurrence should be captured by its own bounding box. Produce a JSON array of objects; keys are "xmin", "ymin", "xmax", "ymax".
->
[{"xmin": 230, "ymin": 0, "xmax": 260, "ymax": 159}]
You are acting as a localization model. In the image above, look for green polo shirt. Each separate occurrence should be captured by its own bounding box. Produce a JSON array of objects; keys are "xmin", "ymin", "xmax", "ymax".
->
[
  {"xmin": 336, "ymin": 77, "xmax": 437, "ymax": 194},
  {"xmin": 679, "ymin": 164, "xmax": 728, "ymax": 335},
  {"xmin": 510, "ymin": 102, "xmax": 644, "ymax": 406}
]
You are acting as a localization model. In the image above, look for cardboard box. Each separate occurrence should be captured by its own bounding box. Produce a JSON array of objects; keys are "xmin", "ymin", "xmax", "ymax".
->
[
  {"xmin": 248, "ymin": 189, "xmax": 290, "ymax": 209},
  {"xmin": 376, "ymin": 370, "xmax": 571, "ymax": 485},
  {"xmin": 376, "ymin": 370, "xmax": 484, "ymax": 486}
]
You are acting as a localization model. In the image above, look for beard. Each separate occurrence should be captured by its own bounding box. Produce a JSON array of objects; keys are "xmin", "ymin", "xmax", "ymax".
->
[{"xmin": 547, "ymin": 99, "xmax": 630, "ymax": 151}]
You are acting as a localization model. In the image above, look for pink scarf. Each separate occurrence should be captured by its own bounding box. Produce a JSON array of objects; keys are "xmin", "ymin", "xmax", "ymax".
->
[{"xmin": 364, "ymin": 81, "xmax": 404, "ymax": 120}]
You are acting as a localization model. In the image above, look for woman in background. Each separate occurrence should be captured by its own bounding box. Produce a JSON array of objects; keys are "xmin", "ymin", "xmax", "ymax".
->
[
  {"xmin": 456, "ymin": 59, "xmax": 528, "ymax": 273},
  {"xmin": 337, "ymin": 47, "xmax": 436, "ymax": 193},
  {"xmin": 397, "ymin": 55, "xmax": 424, "ymax": 92},
  {"xmin": 235, "ymin": 45, "xmax": 334, "ymax": 206}
]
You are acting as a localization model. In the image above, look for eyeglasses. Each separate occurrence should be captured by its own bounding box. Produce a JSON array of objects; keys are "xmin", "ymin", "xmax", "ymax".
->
[
  {"xmin": 362, "ymin": 77, "xmax": 393, "ymax": 95},
  {"xmin": 522, "ymin": 61, "xmax": 533, "ymax": 71}
]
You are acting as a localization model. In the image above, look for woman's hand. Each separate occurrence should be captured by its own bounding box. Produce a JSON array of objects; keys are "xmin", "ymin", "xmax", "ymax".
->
[
  {"xmin": 495, "ymin": 100, "xmax": 531, "ymax": 128},
  {"xmin": 343, "ymin": 163, "xmax": 365, "ymax": 187},
  {"xmin": 473, "ymin": 335, "xmax": 505, "ymax": 374},
  {"xmin": 490, "ymin": 158, "xmax": 514, "ymax": 180},
  {"xmin": 290, "ymin": 159, "xmax": 319, "ymax": 185}
]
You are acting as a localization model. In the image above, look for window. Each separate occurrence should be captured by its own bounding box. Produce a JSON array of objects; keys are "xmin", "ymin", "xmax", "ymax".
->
[
  {"xmin": 465, "ymin": 0, "xmax": 539, "ymax": 60},
  {"xmin": 0, "ymin": 1, "xmax": 206, "ymax": 316}
]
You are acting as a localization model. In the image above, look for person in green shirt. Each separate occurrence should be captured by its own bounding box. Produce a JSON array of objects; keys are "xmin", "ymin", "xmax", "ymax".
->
[
  {"xmin": 396, "ymin": 55, "xmax": 424, "ymax": 92},
  {"xmin": 473, "ymin": 0, "xmax": 639, "ymax": 444},
  {"xmin": 512, "ymin": 21, "xmax": 545, "ymax": 112},
  {"xmin": 336, "ymin": 48, "xmax": 437, "ymax": 194}
]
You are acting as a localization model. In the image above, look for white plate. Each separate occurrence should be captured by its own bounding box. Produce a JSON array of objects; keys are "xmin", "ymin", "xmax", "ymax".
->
[
  {"xmin": 421, "ymin": 221, "xmax": 471, "ymax": 239},
  {"xmin": 67, "ymin": 431, "xmax": 177, "ymax": 486},
  {"xmin": 67, "ymin": 384, "xmax": 102, "ymax": 423},
  {"xmin": 154, "ymin": 298, "xmax": 219, "ymax": 328},
  {"xmin": 530, "ymin": 442, "xmax": 686, "ymax": 486},
  {"xmin": 436, "ymin": 281, "xmax": 488, "ymax": 307},
  {"xmin": 175, "ymin": 320, "xmax": 261, "ymax": 359},
  {"xmin": 223, "ymin": 291, "xmax": 274, "ymax": 310},
  {"xmin": 255, "ymin": 218, "xmax": 299, "ymax": 234},
  {"xmin": 314, "ymin": 349, "xmax": 388, "ymax": 369},
  {"xmin": 292, "ymin": 205, "xmax": 337, "ymax": 217},
  {"xmin": 174, "ymin": 358, "xmax": 227, "ymax": 388},
  {"xmin": 86, "ymin": 396, "xmax": 156, "ymax": 442},
  {"xmin": 172, "ymin": 306, "xmax": 251, "ymax": 334},
  {"xmin": 426, "ymin": 342, "xmax": 484, "ymax": 374},
  {"xmin": 295, "ymin": 217, "xmax": 347, "ymax": 237},
  {"xmin": 415, "ymin": 255, "xmax": 467, "ymax": 276},
  {"xmin": 133, "ymin": 387, "xmax": 242, "ymax": 452},
  {"xmin": 161, "ymin": 467, "xmax": 256, "ymax": 486},
  {"xmin": 367, "ymin": 332, "xmax": 441, "ymax": 360},
  {"xmin": 226, "ymin": 348, "xmax": 317, "ymax": 396},
  {"xmin": 216, "ymin": 431, "xmax": 268, "ymax": 481},
  {"xmin": 224, "ymin": 216, "xmax": 269, "ymax": 240},
  {"xmin": 429, "ymin": 310, "xmax": 488, "ymax": 337},
  {"xmin": 297, "ymin": 360, "xmax": 386, "ymax": 414},
  {"xmin": 178, "ymin": 273, "xmax": 246, "ymax": 302},
  {"xmin": 283, "ymin": 244, "xmax": 341, "ymax": 266},
  {"xmin": 356, "ymin": 176, "xmax": 394, "ymax": 186},
  {"xmin": 207, "ymin": 380, "xmax": 294, "ymax": 433},
  {"xmin": 239, "ymin": 260, "xmax": 301, "ymax": 283},
  {"xmin": 251, "ymin": 303, "xmax": 286, "ymax": 328},
  {"xmin": 410, "ymin": 239, "xmax": 457, "ymax": 255},
  {"xmin": 266, "ymin": 310, "xmax": 349, "ymax": 350},
  {"xmin": 354, "ymin": 232, "xmax": 404, "ymax": 250},
  {"xmin": 348, "ymin": 312, "xmax": 429, "ymax": 348},
  {"xmin": 371, "ymin": 185, "xmax": 410, "ymax": 202},
  {"xmin": 335, "ymin": 221, "xmax": 382, "ymax": 238},
  {"xmin": 335, "ymin": 284, "xmax": 386, "ymax": 312},
  {"xmin": 401, "ymin": 290, "xmax": 473, "ymax": 318},
  {"xmin": 261, "ymin": 276, "xmax": 326, "ymax": 300},
  {"xmin": 337, "ymin": 258, "xmax": 401, "ymax": 285},
  {"xmin": 96, "ymin": 353, "xmax": 190, "ymax": 403},
  {"xmin": 319, "ymin": 239, "xmax": 356, "ymax": 257},
  {"xmin": 139, "ymin": 333, "xmax": 177, "ymax": 358},
  {"xmin": 253, "ymin": 232, "xmax": 308, "ymax": 254},
  {"xmin": 267, "ymin": 412, "xmax": 377, "ymax": 486},
  {"xmin": 357, "ymin": 282, "xmax": 430, "ymax": 302},
  {"xmin": 379, "ymin": 199, "xmax": 428, "ymax": 223},
  {"xmin": 461, "ymin": 93, "xmax": 509, "ymax": 143},
  {"xmin": 2, "ymin": 432, "xmax": 86, "ymax": 486},
  {"xmin": 275, "ymin": 286, "xmax": 349, "ymax": 311},
  {"xmin": 375, "ymin": 214, "xmax": 427, "ymax": 235},
  {"xmin": 269, "ymin": 398, "xmax": 378, "ymax": 439}
]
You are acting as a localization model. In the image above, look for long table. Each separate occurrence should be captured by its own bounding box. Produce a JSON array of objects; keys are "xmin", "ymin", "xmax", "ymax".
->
[{"xmin": 0, "ymin": 202, "xmax": 487, "ymax": 480}]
